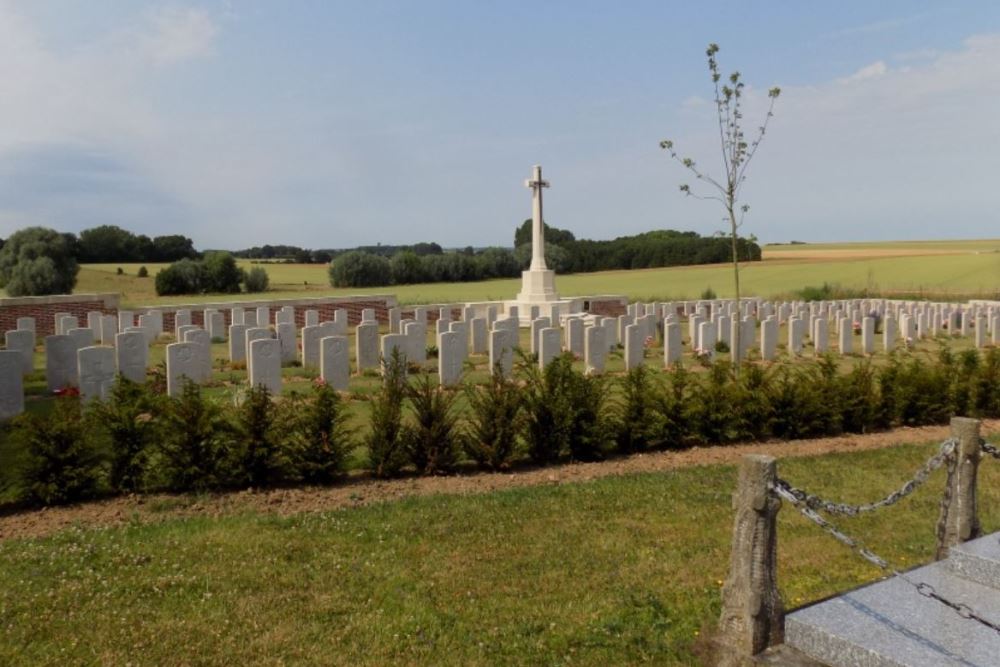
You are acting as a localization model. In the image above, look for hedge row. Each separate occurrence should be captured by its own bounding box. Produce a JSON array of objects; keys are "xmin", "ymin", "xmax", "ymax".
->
[{"xmin": 6, "ymin": 346, "xmax": 999, "ymax": 506}]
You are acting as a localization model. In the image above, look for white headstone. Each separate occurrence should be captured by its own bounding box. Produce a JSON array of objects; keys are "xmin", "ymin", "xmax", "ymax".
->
[
  {"xmin": 438, "ymin": 331, "xmax": 464, "ymax": 386},
  {"xmin": 530, "ymin": 317, "xmax": 551, "ymax": 356},
  {"xmin": 115, "ymin": 331, "xmax": 148, "ymax": 383},
  {"xmin": 16, "ymin": 317, "xmax": 35, "ymax": 332},
  {"xmin": 304, "ymin": 309, "xmax": 319, "ymax": 327},
  {"xmin": 814, "ymin": 318, "xmax": 829, "ymax": 354},
  {"xmin": 276, "ymin": 322, "xmax": 297, "ymax": 364},
  {"xmin": 405, "ymin": 321, "xmax": 427, "ymax": 364},
  {"xmin": 565, "ymin": 318, "xmax": 584, "ymax": 359},
  {"xmin": 585, "ymin": 325, "xmax": 606, "ymax": 375},
  {"xmin": 57, "ymin": 314, "xmax": 78, "ymax": 336},
  {"xmin": 87, "ymin": 311, "xmax": 103, "ymax": 333},
  {"xmin": 184, "ymin": 329, "xmax": 213, "ymax": 382},
  {"xmin": 624, "ymin": 323, "xmax": 643, "ymax": 370},
  {"xmin": 664, "ymin": 322, "xmax": 682, "ymax": 366},
  {"xmin": 5, "ymin": 329, "xmax": 34, "ymax": 374},
  {"xmin": 118, "ymin": 311, "xmax": 134, "ymax": 332},
  {"xmin": 760, "ymin": 317, "xmax": 778, "ymax": 361},
  {"xmin": 537, "ymin": 328, "xmax": 560, "ymax": 370},
  {"xmin": 67, "ymin": 327, "xmax": 95, "ymax": 351},
  {"xmin": 319, "ymin": 336, "xmax": 350, "ymax": 391},
  {"xmin": 381, "ymin": 333, "xmax": 409, "ymax": 367},
  {"xmin": 388, "ymin": 307, "xmax": 401, "ymax": 333},
  {"xmin": 78, "ymin": 346, "xmax": 116, "ymax": 403},
  {"xmin": 861, "ymin": 316, "xmax": 875, "ymax": 355},
  {"xmin": 174, "ymin": 309, "xmax": 192, "ymax": 339},
  {"xmin": 448, "ymin": 320, "xmax": 469, "ymax": 360},
  {"xmin": 256, "ymin": 307, "xmax": 271, "ymax": 330},
  {"xmin": 230, "ymin": 307, "xmax": 245, "ymax": 326},
  {"xmin": 166, "ymin": 343, "xmax": 199, "ymax": 397},
  {"xmin": 0, "ymin": 350, "xmax": 25, "ymax": 420},
  {"xmin": 356, "ymin": 322, "xmax": 380, "ymax": 373},
  {"xmin": 489, "ymin": 329, "xmax": 514, "ymax": 377},
  {"xmin": 470, "ymin": 317, "xmax": 488, "ymax": 355},
  {"xmin": 245, "ymin": 327, "xmax": 272, "ymax": 377},
  {"xmin": 208, "ymin": 312, "xmax": 226, "ymax": 341},
  {"xmin": 249, "ymin": 338, "xmax": 282, "ymax": 394},
  {"xmin": 228, "ymin": 324, "xmax": 248, "ymax": 363}
]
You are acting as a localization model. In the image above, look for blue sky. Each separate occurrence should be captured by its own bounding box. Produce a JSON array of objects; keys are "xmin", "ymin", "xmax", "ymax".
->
[{"xmin": 0, "ymin": 1, "xmax": 998, "ymax": 249}]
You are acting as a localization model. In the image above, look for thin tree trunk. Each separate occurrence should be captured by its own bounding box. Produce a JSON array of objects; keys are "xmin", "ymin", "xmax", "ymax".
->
[{"xmin": 729, "ymin": 205, "xmax": 740, "ymax": 372}]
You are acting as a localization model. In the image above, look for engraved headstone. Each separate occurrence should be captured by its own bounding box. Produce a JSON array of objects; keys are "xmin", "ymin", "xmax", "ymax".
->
[
  {"xmin": 166, "ymin": 343, "xmax": 198, "ymax": 396},
  {"xmin": 538, "ymin": 328, "xmax": 560, "ymax": 370},
  {"xmin": 0, "ymin": 351, "xmax": 25, "ymax": 419},
  {"xmin": 67, "ymin": 327, "xmax": 95, "ymax": 351},
  {"xmin": 228, "ymin": 324, "xmax": 248, "ymax": 363},
  {"xmin": 276, "ymin": 322, "xmax": 297, "ymax": 364},
  {"xmin": 184, "ymin": 329, "xmax": 213, "ymax": 382},
  {"xmin": 585, "ymin": 325, "xmax": 606, "ymax": 375},
  {"xmin": 118, "ymin": 310, "xmax": 134, "ymax": 332},
  {"xmin": 249, "ymin": 338, "xmax": 282, "ymax": 393},
  {"xmin": 245, "ymin": 327, "xmax": 272, "ymax": 376},
  {"xmin": 304, "ymin": 309, "xmax": 319, "ymax": 328},
  {"xmin": 489, "ymin": 329, "xmax": 514, "ymax": 377},
  {"xmin": 208, "ymin": 312, "xmax": 226, "ymax": 341},
  {"xmin": 16, "ymin": 317, "xmax": 35, "ymax": 332},
  {"xmin": 256, "ymin": 307, "xmax": 270, "ymax": 330},
  {"xmin": 664, "ymin": 321, "xmax": 682, "ymax": 366},
  {"xmin": 115, "ymin": 331, "xmax": 148, "ymax": 383},
  {"xmin": 438, "ymin": 331, "xmax": 464, "ymax": 386},
  {"xmin": 356, "ymin": 322, "xmax": 379, "ymax": 373},
  {"xmin": 5, "ymin": 329, "xmax": 34, "ymax": 374},
  {"xmin": 319, "ymin": 336, "xmax": 350, "ymax": 391},
  {"xmin": 78, "ymin": 345, "xmax": 116, "ymax": 402},
  {"xmin": 624, "ymin": 323, "xmax": 643, "ymax": 370},
  {"xmin": 470, "ymin": 317, "xmax": 488, "ymax": 355},
  {"xmin": 565, "ymin": 318, "xmax": 584, "ymax": 358}
]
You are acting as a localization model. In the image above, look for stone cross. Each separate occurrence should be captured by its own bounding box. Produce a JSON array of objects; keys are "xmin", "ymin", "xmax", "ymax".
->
[{"xmin": 525, "ymin": 164, "xmax": 550, "ymax": 271}]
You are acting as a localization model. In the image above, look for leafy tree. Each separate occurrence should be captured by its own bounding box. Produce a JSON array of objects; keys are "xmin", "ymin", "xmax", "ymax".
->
[
  {"xmin": 0, "ymin": 226, "xmax": 80, "ymax": 296},
  {"xmin": 201, "ymin": 251, "xmax": 243, "ymax": 293},
  {"xmin": 513, "ymin": 219, "xmax": 576, "ymax": 247},
  {"xmin": 661, "ymin": 43, "xmax": 779, "ymax": 363},
  {"xmin": 77, "ymin": 225, "xmax": 142, "ymax": 262},
  {"xmin": 328, "ymin": 251, "xmax": 392, "ymax": 288},
  {"xmin": 390, "ymin": 250, "xmax": 426, "ymax": 284},
  {"xmin": 243, "ymin": 266, "xmax": 270, "ymax": 293},
  {"xmin": 154, "ymin": 258, "xmax": 205, "ymax": 295},
  {"xmin": 150, "ymin": 234, "xmax": 198, "ymax": 262}
]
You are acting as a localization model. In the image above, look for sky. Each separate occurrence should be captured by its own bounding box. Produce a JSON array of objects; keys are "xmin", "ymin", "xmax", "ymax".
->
[{"xmin": 0, "ymin": 1, "xmax": 998, "ymax": 250}]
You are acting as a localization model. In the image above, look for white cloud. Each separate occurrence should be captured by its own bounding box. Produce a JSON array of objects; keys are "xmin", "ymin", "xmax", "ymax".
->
[
  {"xmin": 837, "ymin": 60, "xmax": 887, "ymax": 83},
  {"xmin": 142, "ymin": 7, "xmax": 217, "ymax": 66}
]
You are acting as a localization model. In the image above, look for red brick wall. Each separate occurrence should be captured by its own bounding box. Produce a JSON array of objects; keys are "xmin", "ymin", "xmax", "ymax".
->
[
  {"xmin": 0, "ymin": 294, "xmax": 120, "ymax": 337},
  {"xmin": 584, "ymin": 297, "xmax": 628, "ymax": 318}
]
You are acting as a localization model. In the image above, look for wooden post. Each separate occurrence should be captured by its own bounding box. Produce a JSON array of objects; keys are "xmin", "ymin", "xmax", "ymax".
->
[
  {"xmin": 716, "ymin": 455, "xmax": 784, "ymax": 666},
  {"xmin": 935, "ymin": 416, "xmax": 982, "ymax": 560}
]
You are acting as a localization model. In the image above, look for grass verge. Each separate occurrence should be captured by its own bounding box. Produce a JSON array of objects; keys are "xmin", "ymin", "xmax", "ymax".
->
[{"xmin": 0, "ymin": 440, "xmax": 997, "ymax": 666}]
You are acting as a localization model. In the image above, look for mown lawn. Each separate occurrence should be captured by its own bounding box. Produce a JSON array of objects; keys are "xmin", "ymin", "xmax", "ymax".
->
[{"xmin": 0, "ymin": 441, "xmax": 998, "ymax": 666}]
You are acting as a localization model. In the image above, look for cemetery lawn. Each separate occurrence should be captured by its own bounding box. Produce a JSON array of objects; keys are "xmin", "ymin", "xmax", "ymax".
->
[
  {"xmin": 1, "ymin": 440, "xmax": 998, "ymax": 666},
  {"xmin": 72, "ymin": 238, "xmax": 1000, "ymax": 307}
]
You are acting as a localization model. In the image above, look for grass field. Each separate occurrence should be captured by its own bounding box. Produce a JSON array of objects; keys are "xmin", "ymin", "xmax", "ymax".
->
[
  {"xmin": 66, "ymin": 239, "xmax": 1000, "ymax": 308},
  {"xmin": 0, "ymin": 441, "xmax": 997, "ymax": 666}
]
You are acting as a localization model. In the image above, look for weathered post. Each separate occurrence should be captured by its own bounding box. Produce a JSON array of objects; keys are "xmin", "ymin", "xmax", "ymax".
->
[
  {"xmin": 716, "ymin": 455, "xmax": 784, "ymax": 666},
  {"xmin": 935, "ymin": 416, "xmax": 982, "ymax": 560}
]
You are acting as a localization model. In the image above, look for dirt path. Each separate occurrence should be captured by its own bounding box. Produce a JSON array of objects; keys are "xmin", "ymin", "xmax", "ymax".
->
[{"xmin": 3, "ymin": 421, "xmax": 996, "ymax": 542}]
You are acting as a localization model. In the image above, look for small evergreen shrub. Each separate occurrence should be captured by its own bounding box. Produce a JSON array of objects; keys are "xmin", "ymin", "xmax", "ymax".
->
[
  {"xmin": 137, "ymin": 266, "xmax": 149, "ymax": 278},
  {"xmin": 463, "ymin": 366, "xmax": 522, "ymax": 470},
  {"xmin": 234, "ymin": 385, "xmax": 295, "ymax": 487},
  {"xmin": 405, "ymin": 372, "xmax": 460, "ymax": 474},
  {"xmin": 15, "ymin": 398, "xmax": 104, "ymax": 505},
  {"xmin": 290, "ymin": 382, "xmax": 352, "ymax": 484},
  {"xmin": 92, "ymin": 377, "xmax": 161, "ymax": 493},
  {"xmin": 615, "ymin": 366, "xmax": 664, "ymax": 454},
  {"xmin": 519, "ymin": 353, "xmax": 576, "ymax": 463},
  {"xmin": 156, "ymin": 382, "xmax": 235, "ymax": 491},
  {"xmin": 367, "ymin": 349, "xmax": 409, "ymax": 477}
]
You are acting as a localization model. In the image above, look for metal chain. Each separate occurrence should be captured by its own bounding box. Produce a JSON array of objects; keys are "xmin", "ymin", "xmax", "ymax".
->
[
  {"xmin": 772, "ymin": 482, "xmax": 1000, "ymax": 637},
  {"xmin": 773, "ymin": 438, "xmax": 958, "ymax": 517},
  {"xmin": 981, "ymin": 437, "xmax": 1000, "ymax": 460}
]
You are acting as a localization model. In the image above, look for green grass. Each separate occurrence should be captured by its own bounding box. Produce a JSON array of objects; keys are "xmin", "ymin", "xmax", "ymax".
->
[
  {"xmin": 68, "ymin": 238, "xmax": 1000, "ymax": 308},
  {"xmin": 0, "ymin": 441, "xmax": 997, "ymax": 666}
]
